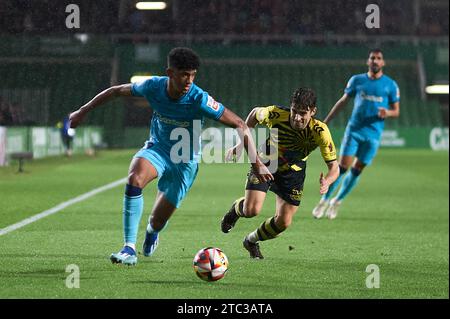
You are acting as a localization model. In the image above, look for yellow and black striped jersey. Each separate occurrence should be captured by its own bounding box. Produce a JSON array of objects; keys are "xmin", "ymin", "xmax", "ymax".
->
[{"xmin": 255, "ymin": 105, "xmax": 337, "ymax": 169}]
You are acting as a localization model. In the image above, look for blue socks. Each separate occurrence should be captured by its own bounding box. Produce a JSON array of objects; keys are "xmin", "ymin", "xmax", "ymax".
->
[
  {"xmin": 123, "ymin": 184, "xmax": 143, "ymax": 247},
  {"xmin": 336, "ymin": 168, "xmax": 361, "ymax": 201}
]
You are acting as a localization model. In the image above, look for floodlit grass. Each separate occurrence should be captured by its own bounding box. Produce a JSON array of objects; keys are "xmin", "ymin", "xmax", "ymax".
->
[{"xmin": 0, "ymin": 149, "xmax": 448, "ymax": 298}]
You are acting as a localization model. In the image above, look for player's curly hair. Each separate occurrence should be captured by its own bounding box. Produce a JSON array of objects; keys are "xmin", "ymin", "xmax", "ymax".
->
[
  {"xmin": 168, "ymin": 47, "xmax": 201, "ymax": 70},
  {"xmin": 290, "ymin": 87, "xmax": 317, "ymax": 111},
  {"xmin": 369, "ymin": 48, "xmax": 383, "ymax": 56}
]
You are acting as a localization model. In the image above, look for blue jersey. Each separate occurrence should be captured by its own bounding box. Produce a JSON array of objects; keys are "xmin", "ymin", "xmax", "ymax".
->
[
  {"xmin": 131, "ymin": 76, "xmax": 225, "ymax": 161},
  {"xmin": 344, "ymin": 73, "xmax": 400, "ymax": 139}
]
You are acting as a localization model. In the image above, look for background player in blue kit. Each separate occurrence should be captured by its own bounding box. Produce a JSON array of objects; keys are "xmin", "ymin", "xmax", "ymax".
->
[
  {"xmin": 57, "ymin": 114, "xmax": 75, "ymax": 157},
  {"xmin": 69, "ymin": 47, "xmax": 273, "ymax": 265},
  {"xmin": 312, "ymin": 49, "xmax": 400, "ymax": 220}
]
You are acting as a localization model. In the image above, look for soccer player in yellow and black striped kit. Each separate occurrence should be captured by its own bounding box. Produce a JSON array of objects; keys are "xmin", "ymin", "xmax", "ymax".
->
[{"xmin": 221, "ymin": 87, "xmax": 339, "ymax": 259}]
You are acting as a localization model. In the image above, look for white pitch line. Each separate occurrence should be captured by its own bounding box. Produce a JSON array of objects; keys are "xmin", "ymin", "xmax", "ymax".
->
[{"xmin": 0, "ymin": 177, "xmax": 127, "ymax": 236}]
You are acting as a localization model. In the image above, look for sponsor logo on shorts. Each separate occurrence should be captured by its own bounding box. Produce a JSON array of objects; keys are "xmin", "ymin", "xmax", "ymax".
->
[
  {"xmin": 290, "ymin": 189, "xmax": 303, "ymax": 201},
  {"xmin": 249, "ymin": 174, "xmax": 261, "ymax": 185}
]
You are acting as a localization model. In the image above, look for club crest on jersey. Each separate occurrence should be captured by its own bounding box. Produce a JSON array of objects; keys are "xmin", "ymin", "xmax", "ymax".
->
[{"xmin": 207, "ymin": 95, "xmax": 220, "ymax": 111}]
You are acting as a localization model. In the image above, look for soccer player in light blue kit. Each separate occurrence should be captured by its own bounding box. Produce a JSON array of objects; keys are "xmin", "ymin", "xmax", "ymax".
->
[
  {"xmin": 312, "ymin": 49, "xmax": 400, "ymax": 220},
  {"xmin": 69, "ymin": 48, "xmax": 273, "ymax": 265}
]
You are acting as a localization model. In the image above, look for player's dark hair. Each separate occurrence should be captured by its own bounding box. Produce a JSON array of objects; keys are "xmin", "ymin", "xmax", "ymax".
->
[
  {"xmin": 168, "ymin": 47, "xmax": 200, "ymax": 70},
  {"xmin": 369, "ymin": 48, "xmax": 383, "ymax": 56},
  {"xmin": 290, "ymin": 87, "xmax": 317, "ymax": 111}
]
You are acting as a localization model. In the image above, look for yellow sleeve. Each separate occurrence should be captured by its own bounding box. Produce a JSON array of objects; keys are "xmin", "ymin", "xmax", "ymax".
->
[
  {"xmin": 318, "ymin": 124, "xmax": 337, "ymax": 163},
  {"xmin": 255, "ymin": 105, "xmax": 276, "ymax": 126}
]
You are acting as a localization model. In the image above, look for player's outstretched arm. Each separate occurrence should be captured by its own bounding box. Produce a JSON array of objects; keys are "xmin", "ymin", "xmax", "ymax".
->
[
  {"xmin": 243, "ymin": 107, "xmax": 260, "ymax": 128},
  {"xmin": 69, "ymin": 84, "xmax": 132, "ymax": 128},
  {"xmin": 224, "ymin": 107, "xmax": 259, "ymax": 162},
  {"xmin": 219, "ymin": 108, "xmax": 274, "ymax": 183},
  {"xmin": 323, "ymin": 94, "xmax": 350, "ymax": 124},
  {"xmin": 319, "ymin": 160, "xmax": 339, "ymax": 195}
]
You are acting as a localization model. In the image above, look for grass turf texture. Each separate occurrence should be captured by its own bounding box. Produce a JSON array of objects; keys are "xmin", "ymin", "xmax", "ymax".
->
[{"xmin": 0, "ymin": 149, "xmax": 448, "ymax": 298}]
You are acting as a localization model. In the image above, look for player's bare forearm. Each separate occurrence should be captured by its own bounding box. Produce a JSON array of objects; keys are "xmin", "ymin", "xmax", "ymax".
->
[
  {"xmin": 244, "ymin": 108, "xmax": 260, "ymax": 128},
  {"xmin": 324, "ymin": 94, "xmax": 349, "ymax": 124},
  {"xmin": 378, "ymin": 102, "xmax": 400, "ymax": 119},
  {"xmin": 319, "ymin": 160, "xmax": 339, "ymax": 194},
  {"xmin": 324, "ymin": 160, "xmax": 339, "ymax": 185},
  {"xmin": 219, "ymin": 108, "xmax": 259, "ymax": 163},
  {"xmin": 224, "ymin": 108, "xmax": 258, "ymax": 157},
  {"xmin": 81, "ymin": 84, "xmax": 132, "ymax": 113},
  {"xmin": 219, "ymin": 108, "xmax": 273, "ymax": 182},
  {"xmin": 70, "ymin": 84, "xmax": 132, "ymax": 128},
  {"xmin": 225, "ymin": 108, "xmax": 259, "ymax": 161}
]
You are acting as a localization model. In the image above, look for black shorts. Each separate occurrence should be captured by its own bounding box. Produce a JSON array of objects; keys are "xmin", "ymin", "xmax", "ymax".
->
[{"xmin": 245, "ymin": 161, "xmax": 307, "ymax": 206}]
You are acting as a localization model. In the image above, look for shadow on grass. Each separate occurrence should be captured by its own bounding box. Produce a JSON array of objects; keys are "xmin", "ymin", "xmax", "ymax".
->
[
  {"xmin": 0, "ymin": 253, "xmax": 102, "ymax": 261},
  {"xmin": 129, "ymin": 279, "xmax": 282, "ymax": 290},
  {"xmin": 0, "ymin": 268, "xmax": 66, "ymax": 278}
]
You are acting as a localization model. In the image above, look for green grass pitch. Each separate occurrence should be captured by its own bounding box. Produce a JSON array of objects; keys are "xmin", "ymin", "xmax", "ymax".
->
[{"xmin": 0, "ymin": 149, "xmax": 448, "ymax": 298}]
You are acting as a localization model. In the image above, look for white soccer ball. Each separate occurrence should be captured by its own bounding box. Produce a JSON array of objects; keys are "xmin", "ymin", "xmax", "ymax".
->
[{"xmin": 193, "ymin": 247, "xmax": 229, "ymax": 282}]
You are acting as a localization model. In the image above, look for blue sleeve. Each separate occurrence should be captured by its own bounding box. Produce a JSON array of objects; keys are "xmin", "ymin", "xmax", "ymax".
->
[
  {"xmin": 344, "ymin": 76, "xmax": 357, "ymax": 97},
  {"xmin": 131, "ymin": 78, "xmax": 155, "ymax": 97},
  {"xmin": 198, "ymin": 92, "xmax": 225, "ymax": 120},
  {"xmin": 388, "ymin": 80, "xmax": 400, "ymax": 104}
]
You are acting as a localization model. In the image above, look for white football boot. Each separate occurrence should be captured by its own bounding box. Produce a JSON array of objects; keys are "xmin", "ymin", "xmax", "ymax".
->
[
  {"xmin": 326, "ymin": 198, "xmax": 341, "ymax": 220},
  {"xmin": 312, "ymin": 199, "xmax": 330, "ymax": 219}
]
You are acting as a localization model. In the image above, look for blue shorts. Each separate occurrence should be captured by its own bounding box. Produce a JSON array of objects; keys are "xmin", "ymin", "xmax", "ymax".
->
[
  {"xmin": 339, "ymin": 129, "xmax": 380, "ymax": 165},
  {"xmin": 134, "ymin": 143, "xmax": 199, "ymax": 208}
]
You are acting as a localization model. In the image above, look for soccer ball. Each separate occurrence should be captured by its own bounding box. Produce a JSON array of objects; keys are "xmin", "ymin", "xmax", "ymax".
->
[{"xmin": 193, "ymin": 247, "xmax": 228, "ymax": 282}]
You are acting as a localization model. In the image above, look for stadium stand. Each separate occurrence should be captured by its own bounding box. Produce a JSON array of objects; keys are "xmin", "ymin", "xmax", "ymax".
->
[
  {"xmin": 0, "ymin": 0, "xmax": 447, "ymax": 148},
  {"xmin": 0, "ymin": 0, "xmax": 448, "ymax": 37}
]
